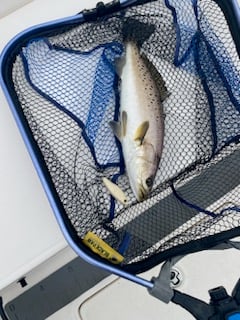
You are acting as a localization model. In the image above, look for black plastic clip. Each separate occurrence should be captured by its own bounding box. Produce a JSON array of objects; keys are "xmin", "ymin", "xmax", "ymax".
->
[
  {"xmin": 81, "ymin": 1, "xmax": 121, "ymax": 21},
  {"xmin": 209, "ymin": 283, "xmax": 240, "ymax": 320}
]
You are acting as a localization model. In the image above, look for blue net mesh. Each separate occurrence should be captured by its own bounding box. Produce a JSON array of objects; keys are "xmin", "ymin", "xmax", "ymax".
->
[
  {"xmin": 168, "ymin": 0, "xmax": 240, "ymax": 153},
  {"xmin": 22, "ymin": 39, "xmax": 124, "ymax": 167},
  {"xmin": 11, "ymin": 0, "xmax": 240, "ymax": 270}
]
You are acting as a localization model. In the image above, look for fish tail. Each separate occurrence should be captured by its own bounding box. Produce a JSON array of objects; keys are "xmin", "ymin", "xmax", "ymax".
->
[{"xmin": 122, "ymin": 18, "xmax": 155, "ymax": 47}]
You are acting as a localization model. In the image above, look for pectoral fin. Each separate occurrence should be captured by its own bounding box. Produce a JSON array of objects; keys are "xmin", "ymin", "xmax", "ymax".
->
[{"xmin": 134, "ymin": 121, "xmax": 149, "ymax": 145}]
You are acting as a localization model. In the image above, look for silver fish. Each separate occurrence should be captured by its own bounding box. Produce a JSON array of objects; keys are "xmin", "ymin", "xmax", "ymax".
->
[{"xmin": 110, "ymin": 41, "xmax": 168, "ymax": 202}]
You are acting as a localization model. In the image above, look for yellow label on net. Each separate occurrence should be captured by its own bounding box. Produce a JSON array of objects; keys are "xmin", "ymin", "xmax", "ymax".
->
[{"xmin": 83, "ymin": 231, "xmax": 124, "ymax": 264}]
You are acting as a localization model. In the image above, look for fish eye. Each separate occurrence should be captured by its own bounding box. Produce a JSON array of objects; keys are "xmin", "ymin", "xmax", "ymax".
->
[{"xmin": 146, "ymin": 176, "xmax": 154, "ymax": 188}]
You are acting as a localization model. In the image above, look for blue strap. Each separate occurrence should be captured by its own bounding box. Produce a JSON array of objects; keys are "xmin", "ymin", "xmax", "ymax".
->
[{"xmin": 118, "ymin": 232, "xmax": 131, "ymax": 255}]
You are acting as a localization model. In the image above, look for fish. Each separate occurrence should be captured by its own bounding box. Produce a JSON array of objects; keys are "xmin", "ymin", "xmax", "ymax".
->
[
  {"xmin": 110, "ymin": 41, "xmax": 168, "ymax": 202},
  {"xmin": 102, "ymin": 177, "xmax": 128, "ymax": 205}
]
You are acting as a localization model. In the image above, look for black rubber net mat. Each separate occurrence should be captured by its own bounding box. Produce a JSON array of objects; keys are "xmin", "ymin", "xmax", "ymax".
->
[{"xmin": 11, "ymin": 0, "xmax": 240, "ymax": 271}]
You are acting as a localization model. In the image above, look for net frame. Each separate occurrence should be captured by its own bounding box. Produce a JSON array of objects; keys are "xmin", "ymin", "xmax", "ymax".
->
[{"xmin": 0, "ymin": 0, "xmax": 240, "ymax": 284}]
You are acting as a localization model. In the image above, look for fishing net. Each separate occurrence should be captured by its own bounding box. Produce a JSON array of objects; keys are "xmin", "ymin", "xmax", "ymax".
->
[{"xmin": 11, "ymin": 0, "xmax": 240, "ymax": 272}]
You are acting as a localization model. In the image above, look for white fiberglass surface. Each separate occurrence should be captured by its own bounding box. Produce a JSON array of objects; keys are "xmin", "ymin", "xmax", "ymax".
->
[
  {"xmin": 46, "ymin": 241, "xmax": 240, "ymax": 320},
  {"xmin": 0, "ymin": 0, "xmax": 108, "ymax": 291},
  {"xmin": 78, "ymin": 248, "xmax": 240, "ymax": 320},
  {"xmin": 0, "ymin": 0, "xmax": 32, "ymax": 18}
]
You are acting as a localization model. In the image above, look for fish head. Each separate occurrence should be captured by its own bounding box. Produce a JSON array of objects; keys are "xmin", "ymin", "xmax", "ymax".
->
[{"xmin": 128, "ymin": 142, "xmax": 160, "ymax": 202}]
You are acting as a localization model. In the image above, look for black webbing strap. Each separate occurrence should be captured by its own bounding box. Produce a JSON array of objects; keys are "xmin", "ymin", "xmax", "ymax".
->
[
  {"xmin": 148, "ymin": 240, "xmax": 240, "ymax": 320},
  {"xmin": 172, "ymin": 290, "xmax": 213, "ymax": 320},
  {"xmin": 172, "ymin": 280, "xmax": 240, "ymax": 320}
]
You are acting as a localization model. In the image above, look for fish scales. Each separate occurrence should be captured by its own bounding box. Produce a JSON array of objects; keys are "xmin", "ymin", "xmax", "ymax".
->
[
  {"xmin": 111, "ymin": 41, "xmax": 167, "ymax": 202},
  {"xmin": 121, "ymin": 42, "xmax": 164, "ymax": 148}
]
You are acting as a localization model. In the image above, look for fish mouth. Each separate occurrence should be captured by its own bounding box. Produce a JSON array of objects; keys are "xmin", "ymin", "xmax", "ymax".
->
[{"xmin": 137, "ymin": 185, "xmax": 148, "ymax": 202}]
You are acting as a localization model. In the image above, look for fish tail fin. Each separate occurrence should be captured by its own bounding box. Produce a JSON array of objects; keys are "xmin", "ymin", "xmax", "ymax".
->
[{"xmin": 122, "ymin": 18, "xmax": 155, "ymax": 47}]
